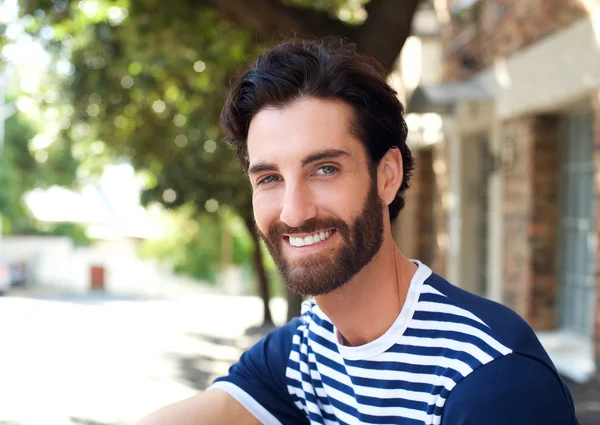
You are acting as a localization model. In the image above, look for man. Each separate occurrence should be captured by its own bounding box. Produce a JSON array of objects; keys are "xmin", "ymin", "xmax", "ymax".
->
[{"xmin": 137, "ymin": 38, "xmax": 579, "ymax": 425}]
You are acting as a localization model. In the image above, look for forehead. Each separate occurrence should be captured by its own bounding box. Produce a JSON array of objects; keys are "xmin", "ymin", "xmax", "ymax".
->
[{"xmin": 247, "ymin": 97, "xmax": 363, "ymax": 166}]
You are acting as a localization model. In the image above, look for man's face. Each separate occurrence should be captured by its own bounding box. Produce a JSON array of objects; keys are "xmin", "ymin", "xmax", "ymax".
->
[{"xmin": 247, "ymin": 97, "xmax": 384, "ymax": 296}]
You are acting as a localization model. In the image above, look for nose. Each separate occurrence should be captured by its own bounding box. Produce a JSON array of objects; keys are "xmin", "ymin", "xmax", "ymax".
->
[{"xmin": 279, "ymin": 181, "xmax": 317, "ymax": 228}]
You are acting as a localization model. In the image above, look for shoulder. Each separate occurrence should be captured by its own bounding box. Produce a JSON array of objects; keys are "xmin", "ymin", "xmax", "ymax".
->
[
  {"xmin": 442, "ymin": 353, "xmax": 579, "ymax": 425},
  {"xmin": 423, "ymin": 273, "xmax": 553, "ymax": 362}
]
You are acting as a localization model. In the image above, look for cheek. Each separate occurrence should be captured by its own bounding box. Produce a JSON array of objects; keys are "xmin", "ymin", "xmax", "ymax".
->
[
  {"xmin": 252, "ymin": 192, "xmax": 281, "ymax": 232},
  {"xmin": 313, "ymin": 183, "xmax": 360, "ymax": 218}
]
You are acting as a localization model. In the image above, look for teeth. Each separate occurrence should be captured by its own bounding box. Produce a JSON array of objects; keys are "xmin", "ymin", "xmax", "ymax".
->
[{"xmin": 290, "ymin": 230, "xmax": 332, "ymax": 247}]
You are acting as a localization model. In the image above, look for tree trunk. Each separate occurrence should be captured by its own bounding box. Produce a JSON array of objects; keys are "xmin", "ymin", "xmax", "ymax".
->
[
  {"xmin": 286, "ymin": 289, "xmax": 303, "ymax": 321},
  {"xmin": 243, "ymin": 216, "xmax": 274, "ymax": 326}
]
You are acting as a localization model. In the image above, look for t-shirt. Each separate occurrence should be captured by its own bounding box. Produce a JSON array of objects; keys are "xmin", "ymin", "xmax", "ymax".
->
[{"xmin": 209, "ymin": 262, "xmax": 579, "ymax": 424}]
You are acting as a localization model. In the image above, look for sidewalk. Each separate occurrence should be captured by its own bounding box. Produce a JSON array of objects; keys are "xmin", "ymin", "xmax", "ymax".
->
[
  {"xmin": 6, "ymin": 284, "xmax": 598, "ymax": 424},
  {"xmin": 565, "ymin": 375, "xmax": 600, "ymax": 425}
]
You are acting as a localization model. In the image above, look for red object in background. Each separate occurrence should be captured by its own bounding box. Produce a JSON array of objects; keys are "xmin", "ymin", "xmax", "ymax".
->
[{"xmin": 90, "ymin": 266, "xmax": 105, "ymax": 291}]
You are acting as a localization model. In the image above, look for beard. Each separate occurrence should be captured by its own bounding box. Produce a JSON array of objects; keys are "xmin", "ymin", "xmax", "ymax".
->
[{"xmin": 257, "ymin": 177, "xmax": 385, "ymax": 296}]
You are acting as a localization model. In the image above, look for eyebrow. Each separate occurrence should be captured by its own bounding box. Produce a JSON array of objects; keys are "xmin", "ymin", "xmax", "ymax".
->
[
  {"xmin": 301, "ymin": 149, "xmax": 350, "ymax": 167},
  {"xmin": 247, "ymin": 149, "xmax": 351, "ymax": 175}
]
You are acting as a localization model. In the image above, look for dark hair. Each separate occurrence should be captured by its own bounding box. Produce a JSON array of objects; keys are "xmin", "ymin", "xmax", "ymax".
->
[{"xmin": 220, "ymin": 37, "xmax": 414, "ymax": 220}]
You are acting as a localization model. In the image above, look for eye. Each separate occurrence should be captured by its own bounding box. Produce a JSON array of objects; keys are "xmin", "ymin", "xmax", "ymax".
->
[
  {"xmin": 316, "ymin": 165, "xmax": 338, "ymax": 176},
  {"xmin": 256, "ymin": 175, "xmax": 280, "ymax": 185}
]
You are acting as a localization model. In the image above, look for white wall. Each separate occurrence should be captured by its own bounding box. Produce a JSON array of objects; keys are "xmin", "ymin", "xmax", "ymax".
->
[
  {"xmin": 0, "ymin": 236, "xmax": 73, "ymax": 287},
  {"xmin": 479, "ymin": 11, "xmax": 600, "ymax": 119},
  {"xmin": 0, "ymin": 236, "xmax": 176, "ymax": 296}
]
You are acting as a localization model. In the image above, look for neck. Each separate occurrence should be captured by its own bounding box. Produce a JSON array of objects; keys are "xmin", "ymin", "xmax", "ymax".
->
[{"xmin": 314, "ymin": 237, "xmax": 418, "ymax": 347}]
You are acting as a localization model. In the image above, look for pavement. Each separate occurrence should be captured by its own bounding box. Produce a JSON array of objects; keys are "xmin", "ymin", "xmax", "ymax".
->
[
  {"xmin": 0, "ymin": 286, "xmax": 287, "ymax": 425},
  {"xmin": 565, "ymin": 375, "xmax": 600, "ymax": 425},
  {"xmin": 0, "ymin": 285, "xmax": 598, "ymax": 425}
]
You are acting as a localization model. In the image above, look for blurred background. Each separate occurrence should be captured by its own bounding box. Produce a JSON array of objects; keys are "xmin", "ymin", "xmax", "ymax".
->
[{"xmin": 0, "ymin": 0, "xmax": 599, "ymax": 424}]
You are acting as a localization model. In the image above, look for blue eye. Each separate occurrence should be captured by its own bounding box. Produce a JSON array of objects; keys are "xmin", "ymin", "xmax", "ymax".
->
[
  {"xmin": 257, "ymin": 175, "xmax": 279, "ymax": 185},
  {"xmin": 316, "ymin": 165, "xmax": 338, "ymax": 175}
]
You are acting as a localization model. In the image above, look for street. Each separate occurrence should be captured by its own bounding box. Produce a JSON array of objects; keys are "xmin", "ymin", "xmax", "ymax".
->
[
  {"xmin": 0, "ymin": 288, "xmax": 597, "ymax": 425},
  {"xmin": 0, "ymin": 288, "xmax": 286, "ymax": 425}
]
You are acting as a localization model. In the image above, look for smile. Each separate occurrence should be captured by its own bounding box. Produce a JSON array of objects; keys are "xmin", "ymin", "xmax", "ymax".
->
[{"xmin": 287, "ymin": 230, "xmax": 334, "ymax": 247}]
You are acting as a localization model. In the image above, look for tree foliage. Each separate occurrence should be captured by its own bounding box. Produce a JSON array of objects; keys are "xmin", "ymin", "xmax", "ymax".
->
[
  {"xmin": 9, "ymin": 0, "xmax": 421, "ymax": 324},
  {"xmin": 0, "ymin": 109, "xmax": 79, "ymax": 234}
]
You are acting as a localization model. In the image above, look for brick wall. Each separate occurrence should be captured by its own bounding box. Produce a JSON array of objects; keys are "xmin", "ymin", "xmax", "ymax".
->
[
  {"xmin": 394, "ymin": 146, "xmax": 446, "ymax": 274},
  {"xmin": 502, "ymin": 118, "xmax": 533, "ymax": 317},
  {"xmin": 415, "ymin": 149, "xmax": 436, "ymax": 266},
  {"xmin": 393, "ymin": 175, "xmax": 419, "ymax": 259},
  {"xmin": 502, "ymin": 115, "xmax": 560, "ymax": 329},
  {"xmin": 442, "ymin": 0, "xmax": 588, "ymax": 81},
  {"xmin": 529, "ymin": 116, "xmax": 560, "ymax": 330},
  {"xmin": 432, "ymin": 142, "xmax": 450, "ymax": 277}
]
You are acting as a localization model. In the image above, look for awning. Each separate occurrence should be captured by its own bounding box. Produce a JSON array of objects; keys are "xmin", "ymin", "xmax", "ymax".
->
[{"xmin": 406, "ymin": 80, "xmax": 492, "ymax": 115}]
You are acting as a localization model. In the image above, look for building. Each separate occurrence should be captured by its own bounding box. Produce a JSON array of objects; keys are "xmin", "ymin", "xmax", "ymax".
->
[{"xmin": 400, "ymin": 0, "xmax": 600, "ymax": 383}]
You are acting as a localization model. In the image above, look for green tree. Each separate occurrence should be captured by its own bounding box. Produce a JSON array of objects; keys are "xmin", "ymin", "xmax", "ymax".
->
[
  {"xmin": 0, "ymin": 109, "xmax": 79, "ymax": 234},
  {"xmin": 10, "ymin": 0, "xmax": 421, "ymax": 325}
]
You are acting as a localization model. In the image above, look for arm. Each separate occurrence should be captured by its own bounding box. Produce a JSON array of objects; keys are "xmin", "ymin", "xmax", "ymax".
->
[
  {"xmin": 442, "ymin": 353, "xmax": 579, "ymax": 425},
  {"xmin": 135, "ymin": 389, "xmax": 261, "ymax": 425}
]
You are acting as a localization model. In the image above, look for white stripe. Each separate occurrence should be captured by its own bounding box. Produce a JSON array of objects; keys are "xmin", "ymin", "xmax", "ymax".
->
[
  {"xmin": 293, "ymin": 356, "xmax": 447, "ymax": 406},
  {"xmin": 354, "ymin": 385, "xmax": 437, "ymax": 403},
  {"xmin": 318, "ymin": 383, "xmax": 360, "ymax": 420},
  {"xmin": 308, "ymin": 317, "xmax": 337, "ymax": 340},
  {"xmin": 307, "ymin": 350, "xmax": 356, "ymax": 389},
  {"xmin": 410, "ymin": 320, "xmax": 512, "ymax": 355},
  {"xmin": 317, "ymin": 381, "xmax": 429, "ymax": 425},
  {"xmin": 306, "ymin": 335, "xmax": 347, "ymax": 369},
  {"xmin": 290, "ymin": 348, "xmax": 459, "ymax": 422},
  {"xmin": 344, "ymin": 364, "xmax": 458, "ymax": 391},
  {"xmin": 301, "ymin": 300, "xmax": 316, "ymax": 315},
  {"xmin": 286, "ymin": 363, "xmax": 334, "ymax": 410},
  {"xmin": 291, "ymin": 333, "xmax": 469, "ymax": 399},
  {"xmin": 415, "ymin": 301, "xmax": 488, "ymax": 326},
  {"xmin": 400, "ymin": 335, "xmax": 494, "ymax": 364},
  {"xmin": 435, "ymin": 396, "xmax": 447, "ymax": 408},
  {"xmin": 208, "ymin": 382, "xmax": 282, "ymax": 425},
  {"xmin": 353, "ymin": 401, "xmax": 427, "ymax": 421},
  {"xmin": 306, "ymin": 342, "xmax": 461, "ymax": 390},
  {"xmin": 356, "ymin": 352, "xmax": 472, "ymax": 376},
  {"xmin": 287, "ymin": 365, "xmax": 320, "ymax": 399},
  {"xmin": 420, "ymin": 284, "xmax": 446, "ymax": 297},
  {"xmin": 293, "ymin": 350, "xmax": 454, "ymax": 402},
  {"xmin": 292, "ymin": 335, "xmax": 310, "ymax": 356},
  {"xmin": 287, "ymin": 384, "xmax": 337, "ymax": 417}
]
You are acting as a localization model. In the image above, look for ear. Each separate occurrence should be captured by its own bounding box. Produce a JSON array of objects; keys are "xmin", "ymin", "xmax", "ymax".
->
[{"xmin": 377, "ymin": 148, "xmax": 403, "ymax": 206}]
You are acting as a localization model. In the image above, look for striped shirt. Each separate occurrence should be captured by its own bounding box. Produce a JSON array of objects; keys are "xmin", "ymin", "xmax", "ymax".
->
[{"xmin": 210, "ymin": 262, "xmax": 579, "ymax": 425}]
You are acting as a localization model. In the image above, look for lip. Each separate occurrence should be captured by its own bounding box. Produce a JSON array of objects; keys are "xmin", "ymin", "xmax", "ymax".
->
[{"xmin": 284, "ymin": 229, "xmax": 336, "ymax": 252}]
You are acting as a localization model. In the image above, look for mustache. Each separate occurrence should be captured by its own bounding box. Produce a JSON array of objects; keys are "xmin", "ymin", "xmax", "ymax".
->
[{"xmin": 267, "ymin": 217, "xmax": 349, "ymax": 239}]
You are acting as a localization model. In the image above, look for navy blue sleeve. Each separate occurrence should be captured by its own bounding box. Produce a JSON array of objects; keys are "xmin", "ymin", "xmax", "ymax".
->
[
  {"xmin": 442, "ymin": 353, "xmax": 579, "ymax": 425},
  {"xmin": 210, "ymin": 318, "xmax": 308, "ymax": 425}
]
